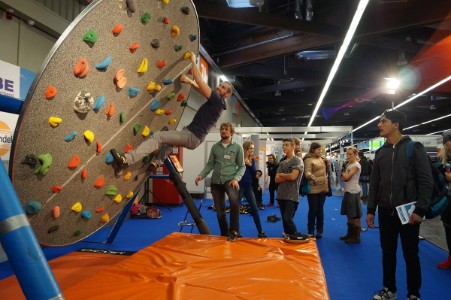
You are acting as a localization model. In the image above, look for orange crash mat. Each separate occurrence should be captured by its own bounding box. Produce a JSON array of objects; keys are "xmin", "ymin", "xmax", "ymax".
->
[
  {"xmin": 0, "ymin": 250, "xmax": 130, "ymax": 299},
  {"xmin": 63, "ymin": 232, "xmax": 329, "ymax": 300}
]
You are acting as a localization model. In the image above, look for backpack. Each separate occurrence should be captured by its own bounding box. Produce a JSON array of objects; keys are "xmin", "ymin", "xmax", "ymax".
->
[{"xmin": 406, "ymin": 140, "xmax": 449, "ymax": 219}]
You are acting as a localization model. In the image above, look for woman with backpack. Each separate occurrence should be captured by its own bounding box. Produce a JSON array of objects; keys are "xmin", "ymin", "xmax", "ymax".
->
[{"xmin": 437, "ymin": 130, "xmax": 451, "ymax": 269}]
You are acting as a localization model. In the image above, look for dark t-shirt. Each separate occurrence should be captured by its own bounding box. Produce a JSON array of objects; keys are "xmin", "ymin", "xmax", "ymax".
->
[{"xmin": 186, "ymin": 90, "xmax": 226, "ymax": 142}]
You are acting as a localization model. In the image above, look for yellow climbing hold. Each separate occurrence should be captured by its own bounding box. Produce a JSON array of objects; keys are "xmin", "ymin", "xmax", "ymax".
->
[
  {"xmin": 146, "ymin": 81, "xmax": 162, "ymax": 93},
  {"xmin": 49, "ymin": 116, "xmax": 62, "ymax": 128},
  {"xmin": 123, "ymin": 171, "xmax": 132, "ymax": 181},
  {"xmin": 137, "ymin": 58, "xmax": 148, "ymax": 73},
  {"xmin": 142, "ymin": 125, "xmax": 150, "ymax": 137},
  {"xmin": 126, "ymin": 191, "xmax": 134, "ymax": 199},
  {"xmin": 71, "ymin": 202, "xmax": 82, "ymax": 213},
  {"xmin": 171, "ymin": 25, "xmax": 180, "ymax": 37},
  {"xmin": 168, "ymin": 118, "xmax": 177, "ymax": 125},
  {"xmin": 114, "ymin": 194, "xmax": 123, "ymax": 203},
  {"xmin": 84, "ymin": 130, "xmax": 94, "ymax": 143},
  {"xmin": 183, "ymin": 51, "xmax": 191, "ymax": 60},
  {"xmin": 101, "ymin": 213, "xmax": 110, "ymax": 223},
  {"xmin": 163, "ymin": 0, "xmax": 169, "ymax": 4},
  {"xmin": 155, "ymin": 109, "xmax": 165, "ymax": 115}
]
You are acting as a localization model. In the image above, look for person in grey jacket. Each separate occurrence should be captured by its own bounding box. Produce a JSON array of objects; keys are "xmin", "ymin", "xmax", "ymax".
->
[
  {"xmin": 195, "ymin": 122, "xmax": 245, "ymax": 242},
  {"xmin": 366, "ymin": 109, "xmax": 433, "ymax": 300}
]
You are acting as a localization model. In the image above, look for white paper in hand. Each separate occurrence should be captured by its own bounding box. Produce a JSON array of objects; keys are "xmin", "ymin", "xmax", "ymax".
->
[{"xmin": 396, "ymin": 201, "xmax": 416, "ymax": 225}]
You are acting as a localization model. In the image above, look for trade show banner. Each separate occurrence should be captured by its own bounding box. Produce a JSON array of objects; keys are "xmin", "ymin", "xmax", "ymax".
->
[{"xmin": 0, "ymin": 60, "xmax": 35, "ymax": 172}]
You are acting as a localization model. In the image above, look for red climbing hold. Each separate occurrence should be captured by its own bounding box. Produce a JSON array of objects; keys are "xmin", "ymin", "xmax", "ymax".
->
[
  {"xmin": 94, "ymin": 176, "xmax": 105, "ymax": 188},
  {"xmin": 67, "ymin": 154, "xmax": 81, "ymax": 169}
]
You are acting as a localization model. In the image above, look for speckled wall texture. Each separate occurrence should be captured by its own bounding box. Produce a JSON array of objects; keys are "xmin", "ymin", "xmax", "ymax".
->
[{"xmin": 10, "ymin": 0, "xmax": 199, "ymax": 246}]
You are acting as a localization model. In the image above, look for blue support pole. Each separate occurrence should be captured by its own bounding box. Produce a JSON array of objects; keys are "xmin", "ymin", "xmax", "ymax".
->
[
  {"xmin": 0, "ymin": 94, "xmax": 23, "ymax": 114},
  {"xmin": 0, "ymin": 162, "xmax": 63, "ymax": 300}
]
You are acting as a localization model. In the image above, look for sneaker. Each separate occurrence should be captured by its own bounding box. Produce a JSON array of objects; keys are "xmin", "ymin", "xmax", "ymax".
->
[
  {"xmin": 373, "ymin": 287, "xmax": 397, "ymax": 300},
  {"xmin": 228, "ymin": 230, "xmax": 239, "ymax": 242},
  {"xmin": 316, "ymin": 232, "xmax": 323, "ymax": 239},
  {"xmin": 407, "ymin": 295, "xmax": 420, "ymax": 300},
  {"xmin": 286, "ymin": 232, "xmax": 310, "ymax": 243},
  {"xmin": 267, "ymin": 214, "xmax": 281, "ymax": 223},
  {"xmin": 258, "ymin": 232, "xmax": 267, "ymax": 238},
  {"xmin": 258, "ymin": 203, "xmax": 265, "ymax": 210},
  {"xmin": 110, "ymin": 149, "xmax": 128, "ymax": 171},
  {"xmin": 307, "ymin": 232, "xmax": 315, "ymax": 238},
  {"xmin": 225, "ymin": 206, "xmax": 230, "ymax": 213}
]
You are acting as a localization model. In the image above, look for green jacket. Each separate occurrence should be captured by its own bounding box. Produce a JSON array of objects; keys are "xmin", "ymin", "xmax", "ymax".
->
[{"xmin": 199, "ymin": 141, "xmax": 245, "ymax": 184}]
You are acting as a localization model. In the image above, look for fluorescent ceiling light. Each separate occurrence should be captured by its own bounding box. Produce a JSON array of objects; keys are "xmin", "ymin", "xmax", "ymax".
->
[
  {"xmin": 305, "ymin": 0, "xmax": 370, "ymax": 134},
  {"xmin": 226, "ymin": 0, "xmax": 254, "ymax": 8},
  {"xmin": 219, "ymin": 75, "xmax": 228, "ymax": 82}
]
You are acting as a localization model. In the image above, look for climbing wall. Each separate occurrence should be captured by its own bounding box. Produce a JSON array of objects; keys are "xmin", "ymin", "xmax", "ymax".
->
[{"xmin": 9, "ymin": 0, "xmax": 199, "ymax": 246}]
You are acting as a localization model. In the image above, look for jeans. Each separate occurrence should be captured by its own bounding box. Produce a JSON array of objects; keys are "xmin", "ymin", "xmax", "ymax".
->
[
  {"xmin": 378, "ymin": 213, "xmax": 421, "ymax": 298},
  {"xmin": 307, "ymin": 193, "xmax": 326, "ymax": 234},
  {"xmin": 278, "ymin": 200, "xmax": 299, "ymax": 235},
  {"xmin": 360, "ymin": 182, "xmax": 368, "ymax": 197},
  {"xmin": 211, "ymin": 180, "xmax": 240, "ymax": 236},
  {"xmin": 269, "ymin": 185, "xmax": 277, "ymax": 204},
  {"xmin": 239, "ymin": 183, "xmax": 263, "ymax": 234},
  {"xmin": 125, "ymin": 128, "xmax": 201, "ymax": 164}
]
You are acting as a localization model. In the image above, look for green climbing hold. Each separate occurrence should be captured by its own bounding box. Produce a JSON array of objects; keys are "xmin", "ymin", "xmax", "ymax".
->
[
  {"xmin": 133, "ymin": 124, "xmax": 142, "ymax": 135},
  {"xmin": 105, "ymin": 185, "xmax": 118, "ymax": 196},
  {"xmin": 83, "ymin": 29, "xmax": 98, "ymax": 44},
  {"xmin": 167, "ymin": 92, "xmax": 176, "ymax": 100},
  {"xmin": 174, "ymin": 45, "xmax": 183, "ymax": 52},
  {"xmin": 120, "ymin": 112, "xmax": 126, "ymax": 124},
  {"xmin": 181, "ymin": 100, "xmax": 188, "ymax": 106},
  {"xmin": 74, "ymin": 229, "xmax": 83, "ymax": 236},
  {"xmin": 34, "ymin": 153, "xmax": 52, "ymax": 175},
  {"xmin": 141, "ymin": 12, "xmax": 151, "ymax": 24}
]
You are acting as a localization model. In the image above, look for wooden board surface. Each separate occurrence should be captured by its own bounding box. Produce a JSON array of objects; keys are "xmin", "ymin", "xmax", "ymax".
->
[{"xmin": 9, "ymin": 0, "xmax": 199, "ymax": 246}]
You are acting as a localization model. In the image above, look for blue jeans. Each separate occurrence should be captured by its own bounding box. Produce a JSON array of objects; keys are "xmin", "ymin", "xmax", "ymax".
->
[
  {"xmin": 211, "ymin": 180, "xmax": 240, "ymax": 236},
  {"xmin": 278, "ymin": 200, "xmax": 299, "ymax": 235},
  {"xmin": 307, "ymin": 193, "xmax": 326, "ymax": 234},
  {"xmin": 239, "ymin": 183, "xmax": 263, "ymax": 234},
  {"xmin": 378, "ymin": 213, "xmax": 421, "ymax": 298},
  {"xmin": 361, "ymin": 182, "xmax": 368, "ymax": 197}
]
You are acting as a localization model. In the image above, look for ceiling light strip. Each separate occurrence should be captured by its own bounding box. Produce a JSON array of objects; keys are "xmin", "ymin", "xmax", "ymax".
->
[{"xmin": 305, "ymin": 0, "xmax": 370, "ymax": 134}]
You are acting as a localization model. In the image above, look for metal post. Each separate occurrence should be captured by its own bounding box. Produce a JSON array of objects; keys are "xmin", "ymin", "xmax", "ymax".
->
[{"xmin": 0, "ymin": 161, "xmax": 63, "ymax": 300}]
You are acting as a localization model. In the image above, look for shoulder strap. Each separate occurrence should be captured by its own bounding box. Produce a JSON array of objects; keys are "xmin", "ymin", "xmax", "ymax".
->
[{"xmin": 405, "ymin": 140, "xmax": 416, "ymax": 161}]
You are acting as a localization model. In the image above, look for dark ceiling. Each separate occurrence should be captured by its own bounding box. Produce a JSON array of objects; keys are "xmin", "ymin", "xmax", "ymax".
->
[{"xmin": 194, "ymin": 0, "xmax": 451, "ymax": 143}]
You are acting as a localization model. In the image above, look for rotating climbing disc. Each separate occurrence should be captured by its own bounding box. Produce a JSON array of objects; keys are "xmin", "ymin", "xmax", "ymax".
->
[{"xmin": 9, "ymin": 0, "xmax": 199, "ymax": 246}]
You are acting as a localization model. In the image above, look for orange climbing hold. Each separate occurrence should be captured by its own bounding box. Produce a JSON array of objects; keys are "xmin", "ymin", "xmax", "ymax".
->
[
  {"xmin": 73, "ymin": 58, "xmax": 90, "ymax": 78},
  {"xmin": 94, "ymin": 176, "xmax": 105, "ymax": 188},
  {"xmin": 45, "ymin": 86, "xmax": 57, "ymax": 100},
  {"xmin": 52, "ymin": 185, "xmax": 62, "ymax": 193},
  {"xmin": 52, "ymin": 206, "xmax": 61, "ymax": 219},
  {"xmin": 125, "ymin": 143, "xmax": 133, "ymax": 153},
  {"xmin": 106, "ymin": 103, "xmax": 115, "ymax": 117},
  {"xmin": 129, "ymin": 42, "xmax": 139, "ymax": 53},
  {"xmin": 67, "ymin": 154, "xmax": 81, "ymax": 169},
  {"xmin": 96, "ymin": 141, "xmax": 102, "ymax": 153},
  {"xmin": 112, "ymin": 23, "xmax": 123, "ymax": 35},
  {"xmin": 163, "ymin": 16, "xmax": 169, "ymax": 24},
  {"xmin": 157, "ymin": 60, "xmax": 167, "ymax": 69},
  {"xmin": 95, "ymin": 207, "xmax": 105, "ymax": 213},
  {"xmin": 114, "ymin": 69, "xmax": 127, "ymax": 89},
  {"xmin": 101, "ymin": 213, "xmax": 110, "ymax": 223},
  {"xmin": 81, "ymin": 169, "xmax": 88, "ymax": 180},
  {"xmin": 165, "ymin": 110, "xmax": 173, "ymax": 115}
]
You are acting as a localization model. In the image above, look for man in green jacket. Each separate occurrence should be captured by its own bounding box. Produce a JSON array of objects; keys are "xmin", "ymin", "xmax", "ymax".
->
[{"xmin": 195, "ymin": 122, "xmax": 245, "ymax": 241}]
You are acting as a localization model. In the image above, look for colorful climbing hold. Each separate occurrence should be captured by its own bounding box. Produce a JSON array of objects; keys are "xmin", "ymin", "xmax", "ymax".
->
[
  {"xmin": 49, "ymin": 116, "xmax": 62, "ymax": 128},
  {"xmin": 163, "ymin": 0, "xmax": 169, "ymax": 4},
  {"xmin": 142, "ymin": 125, "xmax": 150, "ymax": 137},
  {"xmin": 94, "ymin": 176, "xmax": 105, "ymax": 188},
  {"xmin": 95, "ymin": 56, "xmax": 112, "ymax": 70},
  {"xmin": 81, "ymin": 169, "xmax": 88, "ymax": 180},
  {"xmin": 105, "ymin": 152, "xmax": 114, "ymax": 164},
  {"xmin": 71, "ymin": 202, "xmax": 82, "ymax": 213},
  {"xmin": 83, "ymin": 29, "xmax": 98, "ymax": 44},
  {"xmin": 84, "ymin": 130, "xmax": 95, "ymax": 144},
  {"xmin": 151, "ymin": 39, "xmax": 160, "ymax": 48},
  {"xmin": 35, "ymin": 153, "xmax": 52, "ymax": 175},
  {"xmin": 181, "ymin": 7, "xmax": 190, "ymax": 15},
  {"xmin": 163, "ymin": 79, "xmax": 173, "ymax": 85},
  {"xmin": 101, "ymin": 213, "xmax": 110, "ymax": 223},
  {"xmin": 74, "ymin": 229, "xmax": 83, "ymax": 236},
  {"xmin": 26, "ymin": 200, "xmax": 42, "ymax": 215},
  {"xmin": 21, "ymin": 154, "xmax": 40, "ymax": 169},
  {"xmin": 163, "ymin": 16, "xmax": 170, "ymax": 24},
  {"xmin": 183, "ymin": 52, "xmax": 191, "ymax": 60},
  {"xmin": 105, "ymin": 185, "xmax": 118, "ymax": 196},
  {"xmin": 146, "ymin": 81, "xmax": 161, "ymax": 93},
  {"xmin": 123, "ymin": 171, "xmax": 132, "ymax": 181},
  {"xmin": 106, "ymin": 103, "xmax": 115, "ymax": 118},
  {"xmin": 112, "ymin": 23, "xmax": 123, "ymax": 36},
  {"xmin": 137, "ymin": 58, "xmax": 148, "ymax": 73},
  {"xmin": 171, "ymin": 25, "xmax": 180, "ymax": 37},
  {"xmin": 167, "ymin": 92, "xmax": 176, "ymax": 99},
  {"xmin": 181, "ymin": 100, "xmax": 188, "ymax": 106},
  {"xmin": 93, "ymin": 95, "xmax": 105, "ymax": 112},
  {"xmin": 96, "ymin": 141, "xmax": 102, "ymax": 153},
  {"xmin": 47, "ymin": 225, "xmax": 60, "ymax": 234},
  {"xmin": 64, "ymin": 131, "xmax": 78, "ymax": 142},
  {"xmin": 95, "ymin": 207, "xmax": 105, "ymax": 213},
  {"xmin": 125, "ymin": 191, "xmax": 134, "ymax": 199},
  {"xmin": 155, "ymin": 109, "xmax": 165, "ymax": 115},
  {"xmin": 120, "ymin": 112, "xmax": 126, "ymax": 124},
  {"xmin": 74, "ymin": 90, "xmax": 94, "ymax": 113},
  {"xmin": 45, "ymin": 86, "xmax": 57, "ymax": 100},
  {"xmin": 125, "ymin": 144, "xmax": 133, "ymax": 153},
  {"xmin": 114, "ymin": 194, "xmax": 122, "ymax": 203},
  {"xmin": 73, "ymin": 58, "xmax": 90, "ymax": 78},
  {"xmin": 52, "ymin": 185, "xmax": 62, "ymax": 193},
  {"xmin": 114, "ymin": 69, "xmax": 127, "ymax": 89},
  {"xmin": 150, "ymin": 99, "xmax": 160, "ymax": 111},
  {"xmin": 67, "ymin": 154, "xmax": 81, "ymax": 169},
  {"xmin": 129, "ymin": 42, "xmax": 139, "ymax": 53},
  {"xmin": 52, "ymin": 206, "xmax": 61, "ymax": 218},
  {"xmin": 174, "ymin": 44, "xmax": 183, "ymax": 52},
  {"xmin": 165, "ymin": 110, "xmax": 173, "ymax": 115},
  {"xmin": 81, "ymin": 210, "xmax": 92, "ymax": 220},
  {"xmin": 168, "ymin": 118, "xmax": 177, "ymax": 125},
  {"xmin": 157, "ymin": 60, "xmax": 167, "ymax": 69},
  {"xmin": 141, "ymin": 12, "xmax": 151, "ymax": 24},
  {"xmin": 133, "ymin": 124, "xmax": 142, "ymax": 135},
  {"xmin": 189, "ymin": 34, "xmax": 197, "ymax": 41},
  {"xmin": 177, "ymin": 93, "xmax": 185, "ymax": 101}
]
